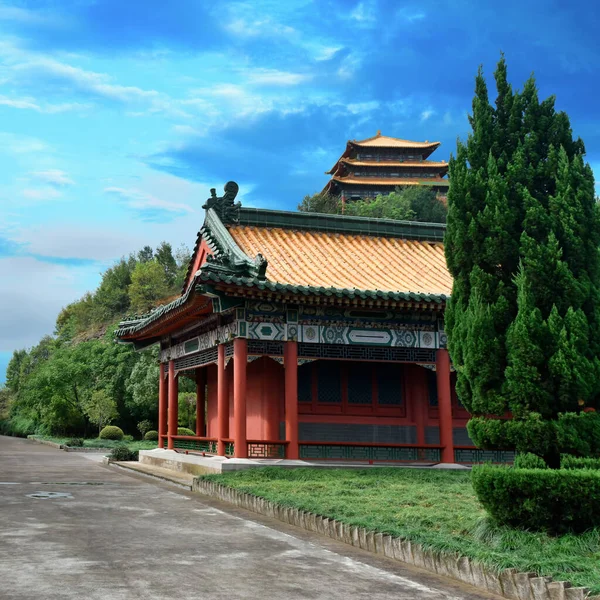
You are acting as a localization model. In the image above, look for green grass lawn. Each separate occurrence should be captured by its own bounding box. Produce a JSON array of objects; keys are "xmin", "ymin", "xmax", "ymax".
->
[
  {"xmin": 201, "ymin": 468, "xmax": 600, "ymax": 593},
  {"xmin": 33, "ymin": 435, "xmax": 157, "ymax": 451}
]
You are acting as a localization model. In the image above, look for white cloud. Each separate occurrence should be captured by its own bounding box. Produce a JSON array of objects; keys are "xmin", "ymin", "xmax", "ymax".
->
[
  {"xmin": 31, "ymin": 169, "xmax": 74, "ymax": 187},
  {"xmin": 22, "ymin": 187, "xmax": 62, "ymax": 200},
  {"xmin": 225, "ymin": 17, "xmax": 295, "ymax": 38},
  {"xmin": 0, "ymin": 256, "xmax": 98, "ymax": 351},
  {"xmin": 313, "ymin": 45, "xmax": 343, "ymax": 61},
  {"xmin": 0, "ymin": 94, "xmax": 90, "ymax": 113},
  {"xmin": 0, "ymin": 132, "xmax": 49, "ymax": 154},
  {"xmin": 246, "ymin": 68, "xmax": 310, "ymax": 86},
  {"xmin": 346, "ymin": 101, "xmax": 380, "ymax": 115},
  {"xmin": 171, "ymin": 124, "xmax": 205, "ymax": 136},
  {"xmin": 350, "ymin": 2, "xmax": 377, "ymax": 25},
  {"xmin": 104, "ymin": 186, "xmax": 194, "ymax": 215},
  {"xmin": 15, "ymin": 225, "xmax": 145, "ymax": 261},
  {"xmin": 0, "ymin": 5, "xmax": 54, "ymax": 24},
  {"xmin": 11, "ymin": 57, "xmax": 159, "ymax": 103},
  {"xmin": 420, "ymin": 109, "xmax": 435, "ymax": 122},
  {"xmin": 337, "ymin": 53, "xmax": 362, "ymax": 80}
]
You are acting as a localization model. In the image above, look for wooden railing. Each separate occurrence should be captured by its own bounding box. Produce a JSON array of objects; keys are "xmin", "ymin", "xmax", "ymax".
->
[
  {"xmin": 170, "ymin": 435, "xmax": 218, "ymax": 453},
  {"xmin": 454, "ymin": 446, "xmax": 515, "ymax": 464},
  {"xmin": 298, "ymin": 441, "xmax": 443, "ymax": 462},
  {"xmin": 247, "ymin": 440, "xmax": 289, "ymax": 459}
]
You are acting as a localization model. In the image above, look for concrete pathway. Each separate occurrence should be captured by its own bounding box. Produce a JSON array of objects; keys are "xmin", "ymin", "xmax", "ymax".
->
[{"xmin": 0, "ymin": 435, "xmax": 500, "ymax": 600}]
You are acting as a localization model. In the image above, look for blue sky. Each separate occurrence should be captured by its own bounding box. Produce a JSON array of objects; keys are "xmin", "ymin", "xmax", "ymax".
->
[{"xmin": 1, "ymin": 0, "xmax": 599, "ymax": 383}]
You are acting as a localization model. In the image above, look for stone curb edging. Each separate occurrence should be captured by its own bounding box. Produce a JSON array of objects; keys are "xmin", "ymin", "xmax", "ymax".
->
[
  {"xmin": 63, "ymin": 447, "xmax": 113, "ymax": 453},
  {"xmin": 26, "ymin": 436, "xmax": 63, "ymax": 449},
  {"xmin": 26, "ymin": 436, "xmax": 112, "ymax": 453},
  {"xmin": 192, "ymin": 479, "xmax": 597, "ymax": 600}
]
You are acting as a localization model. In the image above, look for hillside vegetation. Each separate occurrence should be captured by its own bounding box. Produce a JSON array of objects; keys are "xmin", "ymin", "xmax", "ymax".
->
[{"xmin": 1, "ymin": 242, "xmax": 196, "ymax": 438}]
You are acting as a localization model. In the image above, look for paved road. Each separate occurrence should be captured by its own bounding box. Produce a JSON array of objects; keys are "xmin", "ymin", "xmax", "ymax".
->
[{"xmin": 0, "ymin": 436, "xmax": 499, "ymax": 600}]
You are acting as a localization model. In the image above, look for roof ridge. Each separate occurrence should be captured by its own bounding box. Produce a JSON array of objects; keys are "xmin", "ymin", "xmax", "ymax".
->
[{"xmin": 234, "ymin": 206, "xmax": 445, "ymax": 241}]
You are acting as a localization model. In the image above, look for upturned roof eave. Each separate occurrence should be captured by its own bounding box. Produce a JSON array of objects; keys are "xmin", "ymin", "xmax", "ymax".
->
[{"xmin": 197, "ymin": 270, "xmax": 449, "ymax": 305}]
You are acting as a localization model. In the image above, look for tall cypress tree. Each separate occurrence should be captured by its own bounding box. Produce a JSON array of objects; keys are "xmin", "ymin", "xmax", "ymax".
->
[{"xmin": 445, "ymin": 56, "xmax": 600, "ymax": 465}]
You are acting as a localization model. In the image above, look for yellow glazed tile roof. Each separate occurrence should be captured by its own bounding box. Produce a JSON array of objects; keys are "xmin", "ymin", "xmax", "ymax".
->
[
  {"xmin": 332, "ymin": 175, "xmax": 450, "ymax": 186},
  {"xmin": 227, "ymin": 225, "xmax": 452, "ymax": 296},
  {"xmin": 341, "ymin": 158, "xmax": 448, "ymax": 168},
  {"xmin": 352, "ymin": 133, "xmax": 440, "ymax": 149}
]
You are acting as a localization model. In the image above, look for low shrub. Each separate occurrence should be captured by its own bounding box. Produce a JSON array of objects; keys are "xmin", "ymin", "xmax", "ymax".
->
[
  {"xmin": 562, "ymin": 455, "xmax": 600, "ymax": 470},
  {"xmin": 99, "ymin": 425, "xmax": 124, "ymax": 440},
  {"xmin": 556, "ymin": 412, "xmax": 600, "ymax": 457},
  {"xmin": 137, "ymin": 420, "xmax": 153, "ymax": 437},
  {"xmin": 513, "ymin": 452, "xmax": 547, "ymax": 469},
  {"xmin": 177, "ymin": 427, "xmax": 195, "ymax": 436},
  {"xmin": 109, "ymin": 445, "xmax": 139, "ymax": 462},
  {"xmin": 144, "ymin": 430, "xmax": 159, "ymax": 441},
  {"xmin": 471, "ymin": 464, "xmax": 600, "ymax": 534},
  {"xmin": 122, "ymin": 434, "xmax": 134, "ymax": 442},
  {"xmin": 468, "ymin": 411, "xmax": 600, "ymax": 460},
  {"xmin": 67, "ymin": 438, "xmax": 84, "ymax": 447}
]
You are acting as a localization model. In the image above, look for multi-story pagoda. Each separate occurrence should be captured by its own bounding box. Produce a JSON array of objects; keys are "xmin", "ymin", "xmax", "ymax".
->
[
  {"xmin": 115, "ymin": 181, "xmax": 513, "ymax": 468},
  {"xmin": 323, "ymin": 131, "xmax": 449, "ymax": 201}
]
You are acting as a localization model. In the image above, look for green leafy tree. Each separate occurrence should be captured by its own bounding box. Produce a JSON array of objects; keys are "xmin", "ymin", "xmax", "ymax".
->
[
  {"xmin": 155, "ymin": 242, "xmax": 178, "ymax": 288},
  {"xmin": 344, "ymin": 190, "xmax": 415, "ymax": 220},
  {"xmin": 94, "ymin": 257, "xmax": 135, "ymax": 317},
  {"xmin": 137, "ymin": 246, "xmax": 154, "ymax": 263},
  {"xmin": 299, "ymin": 187, "xmax": 446, "ymax": 223},
  {"xmin": 125, "ymin": 347, "xmax": 160, "ymax": 423},
  {"xmin": 0, "ymin": 387, "xmax": 12, "ymax": 420},
  {"xmin": 445, "ymin": 55, "xmax": 600, "ymax": 466},
  {"xmin": 298, "ymin": 192, "xmax": 342, "ymax": 214},
  {"xmin": 174, "ymin": 244, "xmax": 192, "ymax": 291},
  {"xmin": 178, "ymin": 392, "xmax": 196, "ymax": 430},
  {"xmin": 128, "ymin": 260, "xmax": 170, "ymax": 314},
  {"xmin": 5, "ymin": 349, "xmax": 28, "ymax": 395},
  {"xmin": 83, "ymin": 389, "xmax": 118, "ymax": 435},
  {"xmin": 403, "ymin": 187, "xmax": 448, "ymax": 223}
]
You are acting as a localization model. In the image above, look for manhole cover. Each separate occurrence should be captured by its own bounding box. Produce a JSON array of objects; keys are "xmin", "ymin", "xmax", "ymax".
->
[{"xmin": 27, "ymin": 491, "xmax": 73, "ymax": 499}]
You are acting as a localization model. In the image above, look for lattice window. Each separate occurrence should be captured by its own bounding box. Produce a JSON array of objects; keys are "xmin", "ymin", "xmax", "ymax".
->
[
  {"xmin": 247, "ymin": 340, "xmax": 284, "ymax": 356},
  {"xmin": 377, "ymin": 364, "xmax": 402, "ymax": 405},
  {"xmin": 427, "ymin": 369, "xmax": 438, "ymax": 406},
  {"xmin": 348, "ymin": 363, "xmax": 373, "ymax": 404},
  {"xmin": 318, "ymin": 361, "xmax": 342, "ymax": 403},
  {"xmin": 174, "ymin": 347, "xmax": 218, "ymax": 372},
  {"xmin": 298, "ymin": 363, "xmax": 313, "ymax": 403},
  {"xmin": 298, "ymin": 343, "xmax": 435, "ymax": 363}
]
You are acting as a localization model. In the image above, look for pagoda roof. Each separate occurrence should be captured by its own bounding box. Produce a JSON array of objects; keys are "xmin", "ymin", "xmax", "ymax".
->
[
  {"xmin": 331, "ymin": 175, "xmax": 450, "ymax": 187},
  {"xmin": 339, "ymin": 158, "xmax": 448, "ymax": 168},
  {"xmin": 350, "ymin": 132, "xmax": 440, "ymax": 150},
  {"xmin": 327, "ymin": 157, "xmax": 449, "ymax": 175},
  {"xmin": 116, "ymin": 182, "xmax": 451, "ymax": 340}
]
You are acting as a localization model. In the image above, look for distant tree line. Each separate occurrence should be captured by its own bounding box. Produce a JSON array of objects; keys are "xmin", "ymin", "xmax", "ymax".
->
[
  {"xmin": 298, "ymin": 186, "xmax": 447, "ymax": 223},
  {"xmin": 1, "ymin": 242, "xmax": 195, "ymax": 438}
]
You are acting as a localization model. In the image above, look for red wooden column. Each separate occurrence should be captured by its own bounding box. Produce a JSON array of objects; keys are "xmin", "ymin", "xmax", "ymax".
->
[
  {"xmin": 195, "ymin": 368, "xmax": 206, "ymax": 437},
  {"xmin": 158, "ymin": 363, "xmax": 168, "ymax": 448},
  {"xmin": 233, "ymin": 338, "xmax": 248, "ymax": 458},
  {"xmin": 436, "ymin": 349, "xmax": 454, "ymax": 463},
  {"xmin": 284, "ymin": 341, "xmax": 299, "ymax": 460},
  {"xmin": 167, "ymin": 360, "xmax": 178, "ymax": 450},
  {"xmin": 217, "ymin": 344, "xmax": 229, "ymax": 456}
]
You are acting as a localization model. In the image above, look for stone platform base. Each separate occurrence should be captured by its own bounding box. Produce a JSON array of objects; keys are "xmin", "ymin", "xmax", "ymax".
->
[{"xmin": 138, "ymin": 449, "xmax": 468, "ymax": 476}]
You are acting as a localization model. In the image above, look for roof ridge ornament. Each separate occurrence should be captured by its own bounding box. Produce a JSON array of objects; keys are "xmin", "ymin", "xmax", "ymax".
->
[{"xmin": 202, "ymin": 181, "xmax": 241, "ymax": 224}]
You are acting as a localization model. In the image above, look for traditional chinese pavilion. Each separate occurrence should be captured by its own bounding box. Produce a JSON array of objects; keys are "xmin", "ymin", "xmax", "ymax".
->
[
  {"xmin": 323, "ymin": 131, "xmax": 449, "ymax": 202},
  {"xmin": 116, "ymin": 182, "xmax": 501, "ymax": 464}
]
